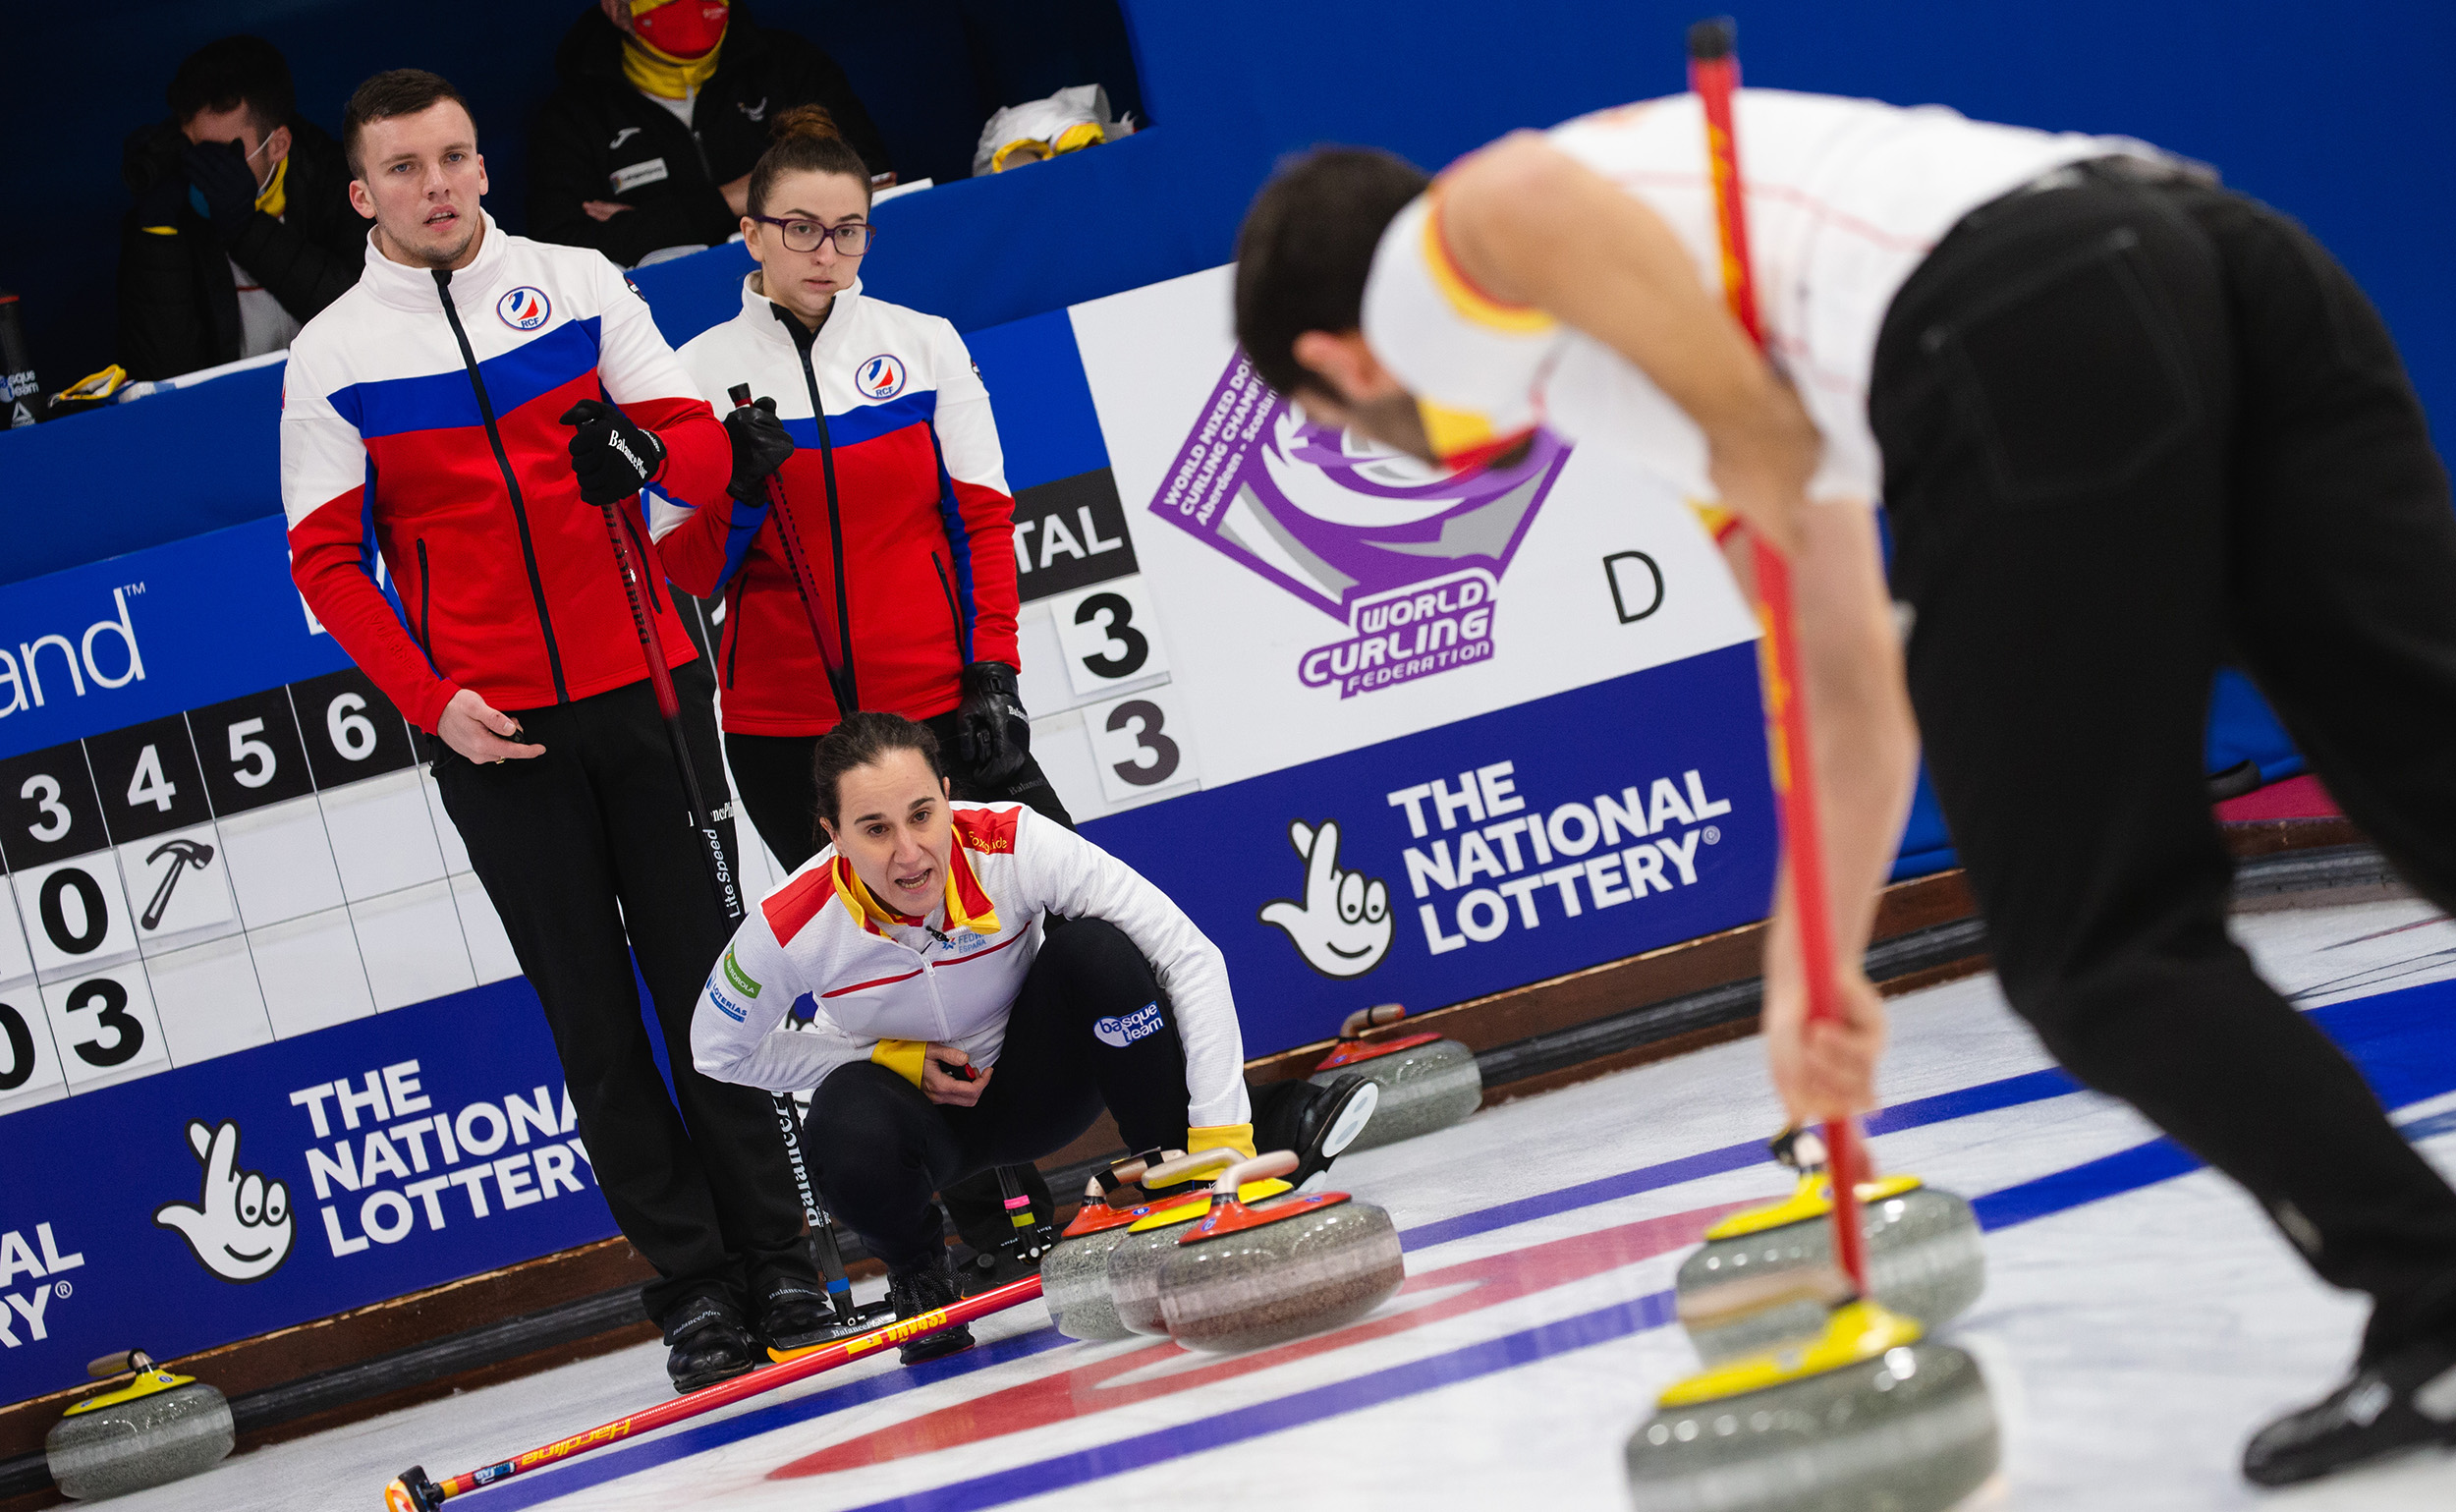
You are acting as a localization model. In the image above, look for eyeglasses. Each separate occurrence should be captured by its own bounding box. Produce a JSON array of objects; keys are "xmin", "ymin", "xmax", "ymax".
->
[{"xmin": 751, "ymin": 215, "xmax": 875, "ymax": 255}]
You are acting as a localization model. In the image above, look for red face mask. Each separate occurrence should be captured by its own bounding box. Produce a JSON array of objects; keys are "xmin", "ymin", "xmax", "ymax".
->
[{"xmin": 632, "ymin": 0, "xmax": 729, "ymax": 59}]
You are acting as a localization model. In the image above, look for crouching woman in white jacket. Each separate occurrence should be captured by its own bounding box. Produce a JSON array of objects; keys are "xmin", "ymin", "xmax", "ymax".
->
[{"xmin": 692, "ymin": 712, "xmax": 1376, "ymax": 1362}]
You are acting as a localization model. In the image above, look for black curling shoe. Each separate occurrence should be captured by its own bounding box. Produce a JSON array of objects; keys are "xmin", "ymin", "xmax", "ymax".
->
[
  {"xmin": 2243, "ymin": 1334, "xmax": 2456, "ymax": 1484},
  {"xmin": 662, "ymin": 1296, "xmax": 759, "ymax": 1394},
  {"xmin": 1285, "ymin": 1074, "xmax": 1381, "ymax": 1190},
  {"xmin": 757, "ymin": 1278, "xmax": 841, "ymax": 1353},
  {"xmin": 885, "ymin": 1250, "xmax": 975, "ymax": 1366}
]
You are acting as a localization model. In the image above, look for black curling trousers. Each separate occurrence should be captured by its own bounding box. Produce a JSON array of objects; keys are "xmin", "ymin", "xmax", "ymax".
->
[
  {"xmin": 803, "ymin": 918, "xmax": 1194, "ymax": 1268},
  {"xmin": 1871, "ymin": 164, "xmax": 2456, "ymax": 1359},
  {"xmin": 726, "ymin": 713, "xmax": 1071, "ymax": 1254},
  {"xmin": 433, "ymin": 660, "xmax": 816, "ymax": 1323}
]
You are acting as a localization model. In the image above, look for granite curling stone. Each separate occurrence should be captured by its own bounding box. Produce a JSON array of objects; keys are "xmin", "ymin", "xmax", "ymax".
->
[
  {"xmin": 1627, "ymin": 1301, "xmax": 1999, "ymax": 1512},
  {"xmin": 1157, "ymin": 1150, "xmax": 1406, "ymax": 1354},
  {"xmin": 46, "ymin": 1350, "xmax": 234, "ymax": 1501},
  {"xmin": 1308, "ymin": 1004, "xmax": 1480, "ymax": 1151},
  {"xmin": 1044, "ymin": 1151, "xmax": 1188, "ymax": 1342},
  {"xmin": 1677, "ymin": 1168, "xmax": 1986, "ymax": 1367},
  {"xmin": 1105, "ymin": 1148, "xmax": 1295, "ymax": 1337}
]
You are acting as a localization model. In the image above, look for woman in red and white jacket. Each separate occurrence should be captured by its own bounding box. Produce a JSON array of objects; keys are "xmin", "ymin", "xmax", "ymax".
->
[
  {"xmin": 651, "ymin": 106, "xmax": 1074, "ymax": 1270},
  {"xmin": 692, "ymin": 713, "xmax": 1378, "ymax": 1363},
  {"xmin": 651, "ymin": 106, "xmax": 1067, "ymax": 861}
]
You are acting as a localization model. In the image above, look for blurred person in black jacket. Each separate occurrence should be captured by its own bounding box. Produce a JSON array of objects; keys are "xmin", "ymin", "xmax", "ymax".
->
[
  {"xmin": 118, "ymin": 35, "xmax": 363, "ymax": 380},
  {"xmin": 530, "ymin": 1, "xmax": 892, "ymax": 268}
]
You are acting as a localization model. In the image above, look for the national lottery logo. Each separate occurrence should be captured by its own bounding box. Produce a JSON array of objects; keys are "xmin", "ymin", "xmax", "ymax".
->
[
  {"xmin": 855, "ymin": 353, "xmax": 907, "ymax": 400},
  {"xmin": 1257, "ymin": 818, "xmax": 1393, "ymax": 978},
  {"xmin": 153, "ymin": 1119, "xmax": 295, "ymax": 1283},
  {"xmin": 1144, "ymin": 352, "xmax": 1570, "ymax": 698},
  {"xmin": 496, "ymin": 287, "xmax": 552, "ymax": 331}
]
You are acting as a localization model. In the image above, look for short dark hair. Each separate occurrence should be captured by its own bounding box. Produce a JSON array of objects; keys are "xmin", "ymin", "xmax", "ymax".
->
[
  {"xmin": 749, "ymin": 104, "xmax": 873, "ymax": 219},
  {"xmin": 811, "ymin": 712, "xmax": 945, "ymax": 842},
  {"xmin": 167, "ymin": 35, "xmax": 294, "ymax": 138},
  {"xmin": 342, "ymin": 70, "xmax": 473, "ymax": 181},
  {"xmin": 1234, "ymin": 147, "xmax": 1430, "ymax": 398}
]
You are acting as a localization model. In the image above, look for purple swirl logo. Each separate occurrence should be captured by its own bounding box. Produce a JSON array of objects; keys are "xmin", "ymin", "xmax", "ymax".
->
[{"xmin": 1146, "ymin": 352, "xmax": 1571, "ymax": 697}]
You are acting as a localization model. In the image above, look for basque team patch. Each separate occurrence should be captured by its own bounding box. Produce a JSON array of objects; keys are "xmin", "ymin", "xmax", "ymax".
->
[
  {"xmin": 498, "ymin": 286, "xmax": 552, "ymax": 330},
  {"xmin": 1094, "ymin": 1002, "xmax": 1163, "ymax": 1048},
  {"xmin": 855, "ymin": 353, "xmax": 906, "ymax": 400}
]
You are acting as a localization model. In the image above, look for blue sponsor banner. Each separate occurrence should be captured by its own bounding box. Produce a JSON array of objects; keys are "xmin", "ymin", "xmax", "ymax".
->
[
  {"xmin": 0, "ymin": 515, "xmax": 348, "ymax": 762},
  {"xmin": 0, "ymin": 978, "xmax": 610, "ymax": 1400},
  {"xmin": 1083, "ymin": 644, "xmax": 1777, "ymax": 1053}
]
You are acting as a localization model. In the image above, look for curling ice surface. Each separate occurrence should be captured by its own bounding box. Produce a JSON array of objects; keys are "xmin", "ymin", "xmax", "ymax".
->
[{"xmin": 80, "ymin": 894, "xmax": 2456, "ymax": 1510}]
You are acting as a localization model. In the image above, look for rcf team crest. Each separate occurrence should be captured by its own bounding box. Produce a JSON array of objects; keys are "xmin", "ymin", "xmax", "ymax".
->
[
  {"xmin": 496, "ymin": 287, "xmax": 551, "ymax": 331},
  {"xmin": 1145, "ymin": 353, "xmax": 1570, "ymax": 699},
  {"xmin": 855, "ymin": 354, "xmax": 906, "ymax": 400}
]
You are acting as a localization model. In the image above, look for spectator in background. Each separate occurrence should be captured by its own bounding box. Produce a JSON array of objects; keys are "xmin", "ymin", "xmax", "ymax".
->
[
  {"xmin": 530, "ymin": 1, "xmax": 892, "ymax": 268},
  {"xmin": 117, "ymin": 36, "xmax": 364, "ymax": 381}
]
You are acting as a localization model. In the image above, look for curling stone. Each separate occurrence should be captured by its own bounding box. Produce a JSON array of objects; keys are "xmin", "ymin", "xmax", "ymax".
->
[
  {"xmin": 1043, "ymin": 1150, "xmax": 1188, "ymax": 1342},
  {"xmin": 1308, "ymin": 1004, "xmax": 1480, "ymax": 1151},
  {"xmin": 46, "ymin": 1350, "xmax": 234, "ymax": 1500},
  {"xmin": 1676, "ymin": 1129, "xmax": 1985, "ymax": 1366},
  {"xmin": 1626, "ymin": 1300, "xmax": 1999, "ymax": 1512},
  {"xmin": 1105, "ymin": 1148, "xmax": 1296, "ymax": 1337},
  {"xmin": 1157, "ymin": 1151, "xmax": 1406, "ymax": 1354}
]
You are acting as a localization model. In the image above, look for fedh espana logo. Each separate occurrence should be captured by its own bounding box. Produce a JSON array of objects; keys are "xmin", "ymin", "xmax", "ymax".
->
[{"xmin": 1145, "ymin": 352, "xmax": 1571, "ymax": 699}]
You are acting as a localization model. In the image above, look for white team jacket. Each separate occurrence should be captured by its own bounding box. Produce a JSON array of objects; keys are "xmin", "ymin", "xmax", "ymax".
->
[{"xmin": 691, "ymin": 802, "xmax": 1252, "ymax": 1129}]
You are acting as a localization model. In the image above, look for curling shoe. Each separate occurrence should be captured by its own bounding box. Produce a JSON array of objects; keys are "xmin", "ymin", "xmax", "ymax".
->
[
  {"xmin": 1280, "ymin": 1074, "xmax": 1381, "ymax": 1190},
  {"xmin": 2243, "ymin": 1333, "xmax": 2456, "ymax": 1484},
  {"xmin": 885, "ymin": 1250, "xmax": 975, "ymax": 1366},
  {"xmin": 756, "ymin": 1277, "xmax": 840, "ymax": 1353},
  {"xmin": 662, "ymin": 1296, "xmax": 758, "ymax": 1394}
]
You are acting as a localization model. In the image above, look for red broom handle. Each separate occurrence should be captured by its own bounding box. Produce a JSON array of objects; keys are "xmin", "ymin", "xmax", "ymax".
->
[
  {"xmin": 1687, "ymin": 17, "xmax": 1873, "ymax": 1299},
  {"xmin": 390, "ymin": 1276, "xmax": 1043, "ymax": 1505}
]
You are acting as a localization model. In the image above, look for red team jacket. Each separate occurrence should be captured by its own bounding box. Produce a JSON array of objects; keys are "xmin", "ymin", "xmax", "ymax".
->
[
  {"xmin": 651, "ymin": 277, "xmax": 1020, "ymax": 736},
  {"xmin": 280, "ymin": 214, "xmax": 730, "ymax": 732}
]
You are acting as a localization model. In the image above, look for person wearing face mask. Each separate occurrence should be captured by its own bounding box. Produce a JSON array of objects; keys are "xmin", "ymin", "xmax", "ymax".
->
[
  {"xmin": 690, "ymin": 712, "xmax": 1379, "ymax": 1364},
  {"xmin": 117, "ymin": 35, "xmax": 363, "ymax": 380},
  {"xmin": 649, "ymin": 104, "xmax": 1071, "ymax": 1281},
  {"xmin": 529, "ymin": 0, "xmax": 893, "ymax": 268}
]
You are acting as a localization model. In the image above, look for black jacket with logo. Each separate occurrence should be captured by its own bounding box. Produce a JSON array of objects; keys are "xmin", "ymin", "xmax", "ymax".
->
[
  {"xmin": 528, "ymin": 3, "xmax": 892, "ymax": 268},
  {"xmin": 115, "ymin": 115, "xmax": 365, "ymax": 381}
]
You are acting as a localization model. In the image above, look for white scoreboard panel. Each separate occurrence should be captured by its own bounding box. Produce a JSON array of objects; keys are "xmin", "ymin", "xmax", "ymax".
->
[{"xmin": 0, "ymin": 669, "xmax": 525, "ymax": 1119}]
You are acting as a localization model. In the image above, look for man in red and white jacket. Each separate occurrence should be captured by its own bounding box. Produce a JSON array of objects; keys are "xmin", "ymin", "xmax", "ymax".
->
[{"xmin": 279, "ymin": 69, "xmax": 822, "ymax": 1394}]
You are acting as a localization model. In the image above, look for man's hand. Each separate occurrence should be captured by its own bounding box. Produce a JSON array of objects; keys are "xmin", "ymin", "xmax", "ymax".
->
[
  {"xmin": 921, "ymin": 1044, "xmax": 990, "ymax": 1106},
  {"xmin": 954, "ymin": 662, "xmax": 1030, "ymax": 783},
  {"xmin": 1759, "ymin": 900, "xmax": 1886, "ymax": 1123},
  {"xmin": 582, "ymin": 199, "xmax": 636, "ymax": 223},
  {"xmin": 719, "ymin": 173, "xmax": 753, "ymax": 218},
  {"xmin": 724, "ymin": 395, "xmax": 796, "ymax": 503},
  {"xmin": 439, "ymin": 688, "xmax": 545, "ymax": 763},
  {"xmin": 559, "ymin": 399, "xmax": 668, "ymax": 505},
  {"xmin": 182, "ymin": 138, "xmax": 261, "ymax": 236}
]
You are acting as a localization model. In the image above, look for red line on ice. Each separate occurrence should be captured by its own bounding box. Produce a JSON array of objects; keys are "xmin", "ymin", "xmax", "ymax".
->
[{"xmin": 769, "ymin": 1197, "xmax": 1750, "ymax": 1479}]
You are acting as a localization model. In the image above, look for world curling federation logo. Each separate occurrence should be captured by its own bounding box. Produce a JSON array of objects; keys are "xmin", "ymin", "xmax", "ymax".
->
[
  {"xmin": 497, "ymin": 287, "xmax": 552, "ymax": 331},
  {"xmin": 1146, "ymin": 353, "xmax": 1570, "ymax": 699}
]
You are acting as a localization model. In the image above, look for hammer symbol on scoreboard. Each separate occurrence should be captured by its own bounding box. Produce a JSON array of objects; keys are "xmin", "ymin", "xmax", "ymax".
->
[{"xmin": 142, "ymin": 838, "xmax": 215, "ymax": 930}]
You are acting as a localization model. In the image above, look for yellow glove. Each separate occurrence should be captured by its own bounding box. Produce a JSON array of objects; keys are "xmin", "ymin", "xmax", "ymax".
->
[
  {"xmin": 1186, "ymin": 1123, "xmax": 1256, "ymax": 1162},
  {"xmin": 870, "ymin": 1038, "xmax": 928, "ymax": 1089}
]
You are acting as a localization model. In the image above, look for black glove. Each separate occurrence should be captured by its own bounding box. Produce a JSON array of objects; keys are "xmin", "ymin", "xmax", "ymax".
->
[
  {"xmin": 123, "ymin": 122, "xmax": 190, "ymax": 227},
  {"xmin": 559, "ymin": 399, "xmax": 669, "ymax": 505},
  {"xmin": 955, "ymin": 661, "xmax": 1031, "ymax": 783},
  {"xmin": 724, "ymin": 395, "xmax": 796, "ymax": 503},
  {"xmin": 182, "ymin": 137, "xmax": 262, "ymax": 236}
]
